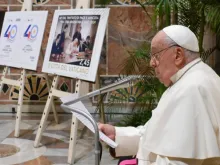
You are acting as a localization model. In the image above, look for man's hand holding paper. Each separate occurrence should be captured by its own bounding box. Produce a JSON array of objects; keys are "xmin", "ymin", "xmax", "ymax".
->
[{"xmin": 60, "ymin": 94, "xmax": 118, "ymax": 148}]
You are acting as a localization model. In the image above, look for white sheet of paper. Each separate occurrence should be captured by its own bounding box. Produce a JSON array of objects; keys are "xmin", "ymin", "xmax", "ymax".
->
[{"xmin": 60, "ymin": 94, "xmax": 118, "ymax": 148}]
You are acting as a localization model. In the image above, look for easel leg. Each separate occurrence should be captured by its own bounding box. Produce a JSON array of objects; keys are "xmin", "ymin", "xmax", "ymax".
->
[
  {"xmin": 0, "ymin": 67, "xmax": 8, "ymax": 93},
  {"xmin": 51, "ymin": 100, "xmax": 58, "ymax": 124},
  {"xmin": 68, "ymin": 116, "xmax": 79, "ymax": 164},
  {"xmin": 68, "ymin": 79, "xmax": 80, "ymax": 164},
  {"xmin": 45, "ymin": 74, "xmax": 59, "ymax": 124},
  {"xmin": 34, "ymin": 76, "xmax": 60, "ymax": 147},
  {"xmin": 14, "ymin": 69, "xmax": 26, "ymax": 137},
  {"xmin": 67, "ymin": 79, "xmax": 89, "ymax": 164}
]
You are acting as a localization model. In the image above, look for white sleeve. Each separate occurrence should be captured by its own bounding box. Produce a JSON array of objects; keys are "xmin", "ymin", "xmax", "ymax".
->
[
  {"xmin": 114, "ymin": 123, "xmax": 148, "ymax": 157},
  {"xmin": 65, "ymin": 43, "xmax": 72, "ymax": 55},
  {"xmin": 153, "ymin": 155, "xmax": 204, "ymax": 165}
]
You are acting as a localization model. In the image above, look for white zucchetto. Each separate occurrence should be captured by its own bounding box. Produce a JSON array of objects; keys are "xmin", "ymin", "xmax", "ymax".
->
[{"xmin": 163, "ymin": 25, "xmax": 199, "ymax": 52}]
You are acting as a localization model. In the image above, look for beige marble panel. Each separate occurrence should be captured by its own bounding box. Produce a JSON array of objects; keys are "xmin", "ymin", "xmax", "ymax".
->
[
  {"xmin": 108, "ymin": 6, "xmax": 154, "ymax": 75},
  {"xmin": 14, "ymin": 156, "xmax": 53, "ymax": 165},
  {"xmin": 0, "ymin": 144, "xmax": 20, "ymax": 158}
]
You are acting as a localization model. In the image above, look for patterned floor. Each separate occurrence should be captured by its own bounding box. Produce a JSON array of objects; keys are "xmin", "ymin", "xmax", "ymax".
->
[{"xmin": 0, "ymin": 113, "xmax": 118, "ymax": 165}]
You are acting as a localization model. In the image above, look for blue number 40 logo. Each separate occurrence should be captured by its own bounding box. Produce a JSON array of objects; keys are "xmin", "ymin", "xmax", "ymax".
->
[
  {"xmin": 24, "ymin": 24, "xmax": 38, "ymax": 41},
  {"xmin": 4, "ymin": 24, "xmax": 17, "ymax": 42}
]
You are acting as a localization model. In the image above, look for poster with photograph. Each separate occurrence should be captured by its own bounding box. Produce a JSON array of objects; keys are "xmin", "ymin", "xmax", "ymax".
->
[
  {"xmin": 0, "ymin": 11, "xmax": 48, "ymax": 70},
  {"xmin": 42, "ymin": 9, "xmax": 110, "ymax": 82}
]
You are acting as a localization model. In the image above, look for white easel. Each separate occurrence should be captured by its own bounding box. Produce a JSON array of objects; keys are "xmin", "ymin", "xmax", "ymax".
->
[
  {"xmin": 0, "ymin": 0, "xmax": 58, "ymax": 138},
  {"xmin": 34, "ymin": 0, "xmax": 92, "ymax": 164}
]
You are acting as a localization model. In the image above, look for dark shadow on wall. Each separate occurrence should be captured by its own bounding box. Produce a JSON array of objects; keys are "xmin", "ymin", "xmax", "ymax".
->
[{"xmin": 0, "ymin": 11, "xmax": 5, "ymax": 34}]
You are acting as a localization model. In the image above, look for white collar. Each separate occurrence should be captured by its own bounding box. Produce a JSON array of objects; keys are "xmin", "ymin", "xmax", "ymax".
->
[{"xmin": 170, "ymin": 58, "xmax": 202, "ymax": 84}]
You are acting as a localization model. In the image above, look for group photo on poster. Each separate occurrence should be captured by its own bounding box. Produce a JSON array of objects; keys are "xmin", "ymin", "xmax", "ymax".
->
[
  {"xmin": 43, "ymin": 9, "xmax": 109, "ymax": 82},
  {"xmin": 50, "ymin": 15, "xmax": 100, "ymax": 67}
]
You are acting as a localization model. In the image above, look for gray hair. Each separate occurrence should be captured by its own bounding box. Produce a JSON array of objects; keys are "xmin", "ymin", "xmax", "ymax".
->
[{"xmin": 164, "ymin": 35, "xmax": 199, "ymax": 62}]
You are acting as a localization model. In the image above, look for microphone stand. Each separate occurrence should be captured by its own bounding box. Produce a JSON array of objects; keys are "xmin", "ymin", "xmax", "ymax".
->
[
  {"xmin": 61, "ymin": 104, "xmax": 101, "ymax": 165},
  {"xmin": 61, "ymin": 75, "xmax": 141, "ymax": 165},
  {"xmin": 63, "ymin": 75, "xmax": 141, "ymax": 106}
]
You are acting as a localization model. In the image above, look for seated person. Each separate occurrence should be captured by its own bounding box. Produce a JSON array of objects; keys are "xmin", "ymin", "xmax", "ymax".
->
[
  {"xmin": 79, "ymin": 35, "xmax": 92, "ymax": 52},
  {"xmin": 65, "ymin": 38, "xmax": 79, "ymax": 55},
  {"xmin": 99, "ymin": 25, "xmax": 220, "ymax": 165}
]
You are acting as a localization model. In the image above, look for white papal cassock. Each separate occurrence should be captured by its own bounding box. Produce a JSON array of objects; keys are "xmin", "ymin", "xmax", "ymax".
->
[{"xmin": 115, "ymin": 58, "xmax": 220, "ymax": 165}]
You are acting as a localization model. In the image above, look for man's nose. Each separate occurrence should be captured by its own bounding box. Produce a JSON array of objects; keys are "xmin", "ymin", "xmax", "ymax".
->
[{"xmin": 150, "ymin": 58, "xmax": 156, "ymax": 68}]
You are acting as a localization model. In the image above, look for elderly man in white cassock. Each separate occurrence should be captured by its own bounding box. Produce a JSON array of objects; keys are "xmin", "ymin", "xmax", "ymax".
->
[{"xmin": 98, "ymin": 25, "xmax": 220, "ymax": 165}]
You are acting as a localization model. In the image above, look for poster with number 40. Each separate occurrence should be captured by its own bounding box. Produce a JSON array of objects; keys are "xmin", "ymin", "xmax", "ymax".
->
[{"xmin": 0, "ymin": 11, "xmax": 48, "ymax": 70}]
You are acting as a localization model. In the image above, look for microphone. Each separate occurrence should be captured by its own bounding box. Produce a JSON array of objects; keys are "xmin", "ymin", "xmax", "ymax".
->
[{"xmin": 63, "ymin": 75, "xmax": 142, "ymax": 106}]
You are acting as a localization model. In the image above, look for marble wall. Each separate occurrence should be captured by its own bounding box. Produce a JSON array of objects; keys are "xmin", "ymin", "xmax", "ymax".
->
[
  {"xmin": 0, "ymin": 1, "xmax": 154, "ymax": 113},
  {"xmin": 107, "ymin": 6, "xmax": 153, "ymax": 75},
  {"xmin": 0, "ymin": 1, "xmax": 74, "ymax": 112}
]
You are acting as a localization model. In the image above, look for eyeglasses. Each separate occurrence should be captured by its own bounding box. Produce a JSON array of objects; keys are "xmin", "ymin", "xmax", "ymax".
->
[{"xmin": 150, "ymin": 44, "xmax": 179, "ymax": 61}]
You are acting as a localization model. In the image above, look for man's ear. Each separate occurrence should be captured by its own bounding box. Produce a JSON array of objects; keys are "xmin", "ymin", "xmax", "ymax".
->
[{"xmin": 175, "ymin": 47, "xmax": 185, "ymax": 67}]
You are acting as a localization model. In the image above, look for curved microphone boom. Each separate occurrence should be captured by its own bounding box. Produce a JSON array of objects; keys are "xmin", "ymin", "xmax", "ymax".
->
[{"xmin": 63, "ymin": 75, "xmax": 142, "ymax": 106}]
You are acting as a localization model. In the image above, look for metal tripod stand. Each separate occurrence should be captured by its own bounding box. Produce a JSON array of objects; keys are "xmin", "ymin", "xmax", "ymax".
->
[{"xmin": 61, "ymin": 104, "xmax": 101, "ymax": 165}]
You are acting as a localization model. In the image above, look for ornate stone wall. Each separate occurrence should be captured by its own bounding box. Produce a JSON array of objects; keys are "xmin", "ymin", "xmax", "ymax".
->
[
  {"xmin": 0, "ymin": 1, "xmax": 74, "ymax": 112},
  {"xmin": 0, "ymin": 1, "xmax": 154, "ymax": 113}
]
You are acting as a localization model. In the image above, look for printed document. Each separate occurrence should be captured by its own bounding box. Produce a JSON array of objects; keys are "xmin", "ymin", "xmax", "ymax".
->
[{"xmin": 60, "ymin": 94, "xmax": 118, "ymax": 148}]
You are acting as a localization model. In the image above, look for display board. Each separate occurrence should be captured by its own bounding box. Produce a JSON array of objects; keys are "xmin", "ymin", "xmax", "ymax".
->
[
  {"xmin": 0, "ymin": 11, "xmax": 48, "ymax": 70},
  {"xmin": 42, "ymin": 8, "xmax": 109, "ymax": 82},
  {"xmin": 17, "ymin": 0, "xmax": 50, "ymax": 5},
  {"xmin": 116, "ymin": 0, "xmax": 147, "ymax": 5}
]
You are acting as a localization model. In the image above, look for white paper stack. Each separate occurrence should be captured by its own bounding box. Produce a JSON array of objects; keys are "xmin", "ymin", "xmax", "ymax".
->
[{"xmin": 60, "ymin": 94, "xmax": 118, "ymax": 148}]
